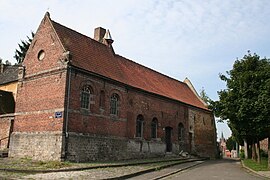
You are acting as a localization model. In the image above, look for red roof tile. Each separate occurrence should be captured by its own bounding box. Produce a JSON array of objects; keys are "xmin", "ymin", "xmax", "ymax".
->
[{"xmin": 51, "ymin": 20, "xmax": 209, "ymax": 111}]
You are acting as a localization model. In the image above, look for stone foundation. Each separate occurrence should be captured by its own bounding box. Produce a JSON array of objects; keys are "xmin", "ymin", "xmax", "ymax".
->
[
  {"xmin": 9, "ymin": 131, "xmax": 188, "ymax": 162},
  {"xmin": 9, "ymin": 131, "xmax": 63, "ymax": 161},
  {"xmin": 66, "ymin": 133, "xmax": 174, "ymax": 162}
]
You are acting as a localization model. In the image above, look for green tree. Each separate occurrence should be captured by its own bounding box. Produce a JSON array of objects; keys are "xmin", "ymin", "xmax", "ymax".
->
[
  {"xmin": 199, "ymin": 88, "xmax": 214, "ymax": 110},
  {"xmin": 214, "ymin": 51, "xmax": 270, "ymax": 166},
  {"xmin": 14, "ymin": 32, "xmax": 34, "ymax": 64},
  {"xmin": 226, "ymin": 136, "xmax": 236, "ymax": 151},
  {"xmin": 200, "ymin": 88, "xmax": 211, "ymax": 104}
]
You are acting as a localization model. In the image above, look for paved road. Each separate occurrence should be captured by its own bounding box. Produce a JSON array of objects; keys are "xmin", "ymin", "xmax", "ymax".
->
[
  {"xmin": 128, "ymin": 161, "xmax": 204, "ymax": 180},
  {"xmin": 164, "ymin": 159, "xmax": 265, "ymax": 180},
  {"xmin": 130, "ymin": 159, "xmax": 265, "ymax": 180}
]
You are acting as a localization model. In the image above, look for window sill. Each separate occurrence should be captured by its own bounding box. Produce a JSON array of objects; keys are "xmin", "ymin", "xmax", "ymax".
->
[
  {"xmin": 151, "ymin": 138, "xmax": 161, "ymax": 142},
  {"xmin": 134, "ymin": 137, "xmax": 144, "ymax": 141},
  {"xmin": 110, "ymin": 114, "xmax": 118, "ymax": 120},
  {"xmin": 80, "ymin": 108, "xmax": 91, "ymax": 115}
]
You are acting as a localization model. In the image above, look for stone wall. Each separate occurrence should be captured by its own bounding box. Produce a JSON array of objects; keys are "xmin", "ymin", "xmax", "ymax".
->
[
  {"xmin": 66, "ymin": 133, "xmax": 167, "ymax": 162},
  {"xmin": 9, "ymin": 131, "xmax": 63, "ymax": 161},
  {"xmin": 0, "ymin": 115, "xmax": 14, "ymax": 150}
]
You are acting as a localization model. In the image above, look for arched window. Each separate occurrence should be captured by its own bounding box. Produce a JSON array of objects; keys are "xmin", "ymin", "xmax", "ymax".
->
[
  {"xmin": 80, "ymin": 85, "xmax": 93, "ymax": 109},
  {"xmin": 136, "ymin": 115, "xmax": 144, "ymax": 137},
  {"xmin": 151, "ymin": 118, "xmax": 158, "ymax": 138},
  {"xmin": 178, "ymin": 123, "xmax": 184, "ymax": 141},
  {"xmin": 99, "ymin": 90, "xmax": 105, "ymax": 109},
  {"xmin": 110, "ymin": 93, "xmax": 119, "ymax": 115}
]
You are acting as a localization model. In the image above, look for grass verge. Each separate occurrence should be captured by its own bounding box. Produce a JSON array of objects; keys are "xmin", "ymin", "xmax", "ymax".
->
[
  {"xmin": 242, "ymin": 157, "xmax": 268, "ymax": 171},
  {"xmin": 0, "ymin": 157, "xmax": 72, "ymax": 170}
]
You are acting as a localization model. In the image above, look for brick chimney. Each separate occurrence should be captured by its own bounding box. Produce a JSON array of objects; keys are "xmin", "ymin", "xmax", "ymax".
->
[{"xmin": 94, "ymin": 27, "xmax": 106, "ymax": 43}]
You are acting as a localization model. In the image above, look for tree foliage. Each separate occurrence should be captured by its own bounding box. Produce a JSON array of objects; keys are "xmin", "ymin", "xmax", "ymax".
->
[
  {"xmin": 200, "ymin": 88, "xmax": 211, "ymax": 104},
  {"xmin": 226, "ymin": 136, "xmax": 236, "ymax": 151},
  {"xmin": 14, "ymin": 32, "xmax": 35, "ymax": 64},
  {"xmin": 214, "ymin": 52, "xmax": 270, "ymax": 163},
  {"xmin": 199, "ymin": 88, "xmax": 214, "ymax": 110},
  {"xmin": 215, "ymin": 52, "xmax": 270, "ymax": 142}
]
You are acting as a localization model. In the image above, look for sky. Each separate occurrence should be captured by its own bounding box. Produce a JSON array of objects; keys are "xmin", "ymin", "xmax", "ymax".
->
[{"xmin": 1, "ymin": 0, "xmax": 270, "ymax": 140}]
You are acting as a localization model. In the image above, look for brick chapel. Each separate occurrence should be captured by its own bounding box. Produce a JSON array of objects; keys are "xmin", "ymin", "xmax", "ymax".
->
[{"xmin": 4, "ymin": 12, "xmax": 217, "ymax": 162}]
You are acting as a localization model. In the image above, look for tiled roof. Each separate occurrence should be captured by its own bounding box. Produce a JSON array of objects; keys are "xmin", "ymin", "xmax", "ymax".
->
[
  {"xmin": 51, "ymin": 20, "xmax": 209, "ymax": 111},
  {"xmin": 0, "ymin": 65, "xmax": 20, "ymax": 85}
]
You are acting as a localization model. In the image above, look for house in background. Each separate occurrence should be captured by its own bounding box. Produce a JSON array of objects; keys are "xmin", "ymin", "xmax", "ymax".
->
[
  {"xmin": 0, "ymin": 62, "xmax": 22, "ymax": 150},
  {"xmin": 260, "ymin": 138, "xmax": 268, "ymax": 154},
  {"xmin": 8, "ymin": 12, "xmax": 217, "ymax": 162}
]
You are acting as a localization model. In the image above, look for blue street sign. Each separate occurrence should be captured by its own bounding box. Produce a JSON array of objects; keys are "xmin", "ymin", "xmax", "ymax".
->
[{"xmin": 55, "ymin": 111, "xmax": 63, "ymax": 118}]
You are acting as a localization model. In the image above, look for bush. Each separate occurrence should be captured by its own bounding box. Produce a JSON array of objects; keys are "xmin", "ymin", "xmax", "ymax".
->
[
  {"xmin": 260, "ymin": 149, "xmax": 268, "ymax": 158},
  {"xmin": 240, "ymin": 149, "xmax": 245, "ymax": 159}
]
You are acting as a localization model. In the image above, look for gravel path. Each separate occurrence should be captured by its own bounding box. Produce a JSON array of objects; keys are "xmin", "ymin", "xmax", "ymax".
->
[
  {"xmin": 0, "ymin": 157, "xmax": 190, "ymax": 179},
  {"xmin": 23, "ymin": 164, "xmax": 162, "ymax": 180}
]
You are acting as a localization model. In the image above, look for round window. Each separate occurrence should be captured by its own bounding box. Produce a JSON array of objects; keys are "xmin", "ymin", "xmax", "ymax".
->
[{"xmin": 37, "ymin": 50, "xmax": 45, "ymax": 61}]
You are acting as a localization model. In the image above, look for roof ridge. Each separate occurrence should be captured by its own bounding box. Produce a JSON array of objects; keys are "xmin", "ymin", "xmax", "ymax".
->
[{"xmin": 115, "ymin": 54, "xmax": 187, "ymax": 86}]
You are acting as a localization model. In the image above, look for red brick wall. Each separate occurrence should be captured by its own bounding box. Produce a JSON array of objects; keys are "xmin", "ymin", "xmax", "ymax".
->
[
  {"xmin": 13, "ymin": 14, "xmax": 67, "ymax": 133},
  {"xmin": 23, "ymin": 15, "xmax": 66, "ymax": 76},
  {"xmin": 67, "ymin": 71, "xmax": 128, "ymax": 137},
  {"xmin": 67, "ymin": 69, "xmax": 190, "ymax": 145},
  {"xmin": 15, "ymin": 73, "xmax": 66, "ymax": 113},
  {"xmin": 126, "ymin": 90, "xmax": 189, "ymax": 143},
  {"xmin": 14, "ymin": 113, "xmax": 64, "ymax": 132},
  {"xmin": 191, "ymin": 109, "xmax": 217, "ymax": 158}
]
